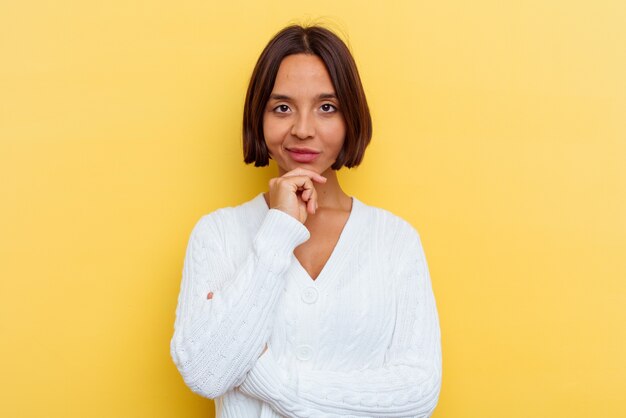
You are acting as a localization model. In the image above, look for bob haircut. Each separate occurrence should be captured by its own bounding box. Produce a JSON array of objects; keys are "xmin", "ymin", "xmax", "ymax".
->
[{"xmin": 243, "ymin": 24, "xmax": 372, "ymax": 170}]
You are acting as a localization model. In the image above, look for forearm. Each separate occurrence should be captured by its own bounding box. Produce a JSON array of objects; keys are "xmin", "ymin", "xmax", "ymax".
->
[
  {"xmin": 171, "ymin": 209, "xmax": 310, "ymax": 398},
  {"xmin": 240, "ymin": 223, "xmax": 442, "ymax": 416},
  {"xmin": 239, "ymin": 348, "xmax": 441, "ymax": 418}
]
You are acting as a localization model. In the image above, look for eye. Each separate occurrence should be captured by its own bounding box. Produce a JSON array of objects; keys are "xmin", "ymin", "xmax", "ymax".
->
[
  {"xmin": 273, "ymin": 104, "xmax": 291, "ymax": 113},
  {"xmin": 320, "ymin": 103, "xmax": 337, "ymax": 113}
]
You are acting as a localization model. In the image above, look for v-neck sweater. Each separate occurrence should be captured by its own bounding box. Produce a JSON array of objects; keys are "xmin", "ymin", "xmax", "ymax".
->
[{"xmin": 170, "ymin": 193, "xmax": 442, "ymax": 417}]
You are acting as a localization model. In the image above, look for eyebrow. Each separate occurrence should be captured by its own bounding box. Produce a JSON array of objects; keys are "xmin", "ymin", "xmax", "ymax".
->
[{"xmin": 269, "ymin": 93, "xmax": 338, "ymax": 101}]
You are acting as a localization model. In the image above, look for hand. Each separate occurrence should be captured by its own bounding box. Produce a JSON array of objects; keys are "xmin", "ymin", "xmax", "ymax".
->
[{"xmin": 268, "ymin": 168, "xmax": 327, "ymax": 224}]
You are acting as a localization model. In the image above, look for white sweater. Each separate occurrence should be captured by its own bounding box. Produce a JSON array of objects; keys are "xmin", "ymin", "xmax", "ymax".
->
[{"xmin": 170, "ymin": 192, "xmax": 442, "ymax": 417}]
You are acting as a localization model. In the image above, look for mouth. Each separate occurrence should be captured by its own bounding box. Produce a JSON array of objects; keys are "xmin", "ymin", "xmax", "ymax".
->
[{"xmin": 286, "ymin": 147, "xmax": 320, "ymax": 163}]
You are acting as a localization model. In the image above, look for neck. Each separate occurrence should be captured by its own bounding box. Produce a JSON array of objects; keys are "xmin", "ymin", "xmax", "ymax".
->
[{"xmin": 309, "ymin": 168, "xmax": 350, "ymax": 210}]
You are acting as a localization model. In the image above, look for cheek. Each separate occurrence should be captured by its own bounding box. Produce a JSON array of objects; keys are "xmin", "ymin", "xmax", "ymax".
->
[
  {"xmin": 262, "ymin": 118, "xmax": 279, "ymax": 151},
  {"xmin": 263, "ymin": 115, "xmax": 286, "ymax": 143},
  {"xmin": 321, "ymin": 119, "xmax": 347, "ymax": 149}
]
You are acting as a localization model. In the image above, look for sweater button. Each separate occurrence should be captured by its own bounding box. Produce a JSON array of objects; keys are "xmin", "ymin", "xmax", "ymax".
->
[
  {"xmin": 296, "ymin": 344, "xmax": 313, "ymax": 361},
  {"xmin": 301, "ymin": 287, "xmax": 318, "ymax": 304}
]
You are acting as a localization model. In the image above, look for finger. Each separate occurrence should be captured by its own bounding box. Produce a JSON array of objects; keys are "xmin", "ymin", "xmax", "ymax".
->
[
  {"xmin": 282, "ymin": 170, "xmax": 325, "ymax": 184},
  {"xmin": 277, "ymin": 176, "xmax": 316, "ymax": 208},
  {"xmin": 282, "ymin": 167, "xmax": 327, "ymax": 183},
  {"xmin": 282, "ymin": 175, "xmax": 315, "ymax": 193},
  {"xmin": 299, "ymin": 178, "xmax": 317, "ymax": 214},
  {"xmin": 300, "ymin": 177, "xmax": 315, "ymax": 199},
  {"xmin": 303, "ymin": 187, "xmax": 316, "ymax": 203},
  {"xmin": 275, "ymin": 175, "xmax": 317, "ymax": 210},
  {"xmin": 308, "ymin": 186, "xmax": 318, "ymax": 214}
]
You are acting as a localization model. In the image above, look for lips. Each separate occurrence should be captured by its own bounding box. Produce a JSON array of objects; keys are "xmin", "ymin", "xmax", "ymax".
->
[{"xmin": 286, "ymin": 147, "xmax": 320, "ymax": 163}]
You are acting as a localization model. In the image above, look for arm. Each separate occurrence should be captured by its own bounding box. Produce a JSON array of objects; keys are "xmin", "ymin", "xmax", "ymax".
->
[
  {"xmin": 170, "ymin": 208, "xmax": 310, "ymax": 399},
  {"xmin": 239, "ymin": 226, "xmax": 442, "ymax": 417}
]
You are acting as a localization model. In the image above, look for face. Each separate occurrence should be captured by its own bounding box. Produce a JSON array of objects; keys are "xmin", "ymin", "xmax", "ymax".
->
[{"xmin": 263, "ymin": 53, "xmax": 346, "ymax": 176}]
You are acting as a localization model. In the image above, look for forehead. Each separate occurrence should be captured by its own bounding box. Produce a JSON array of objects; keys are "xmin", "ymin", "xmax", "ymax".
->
[{"xmin": 272, "ymin": 54, "xmax": 335, "ymax": 93}]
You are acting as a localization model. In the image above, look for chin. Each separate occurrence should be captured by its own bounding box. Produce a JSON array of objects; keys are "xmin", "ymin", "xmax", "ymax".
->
[{"xmin": 279, "ymin": 162, "xmax": 328, "ymax": 176}]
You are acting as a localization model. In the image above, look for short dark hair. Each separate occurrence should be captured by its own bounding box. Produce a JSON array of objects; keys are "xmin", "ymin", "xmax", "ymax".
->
[{"xmin": 242, "ymin": 24, "xmax": 372, "ymax": 169}]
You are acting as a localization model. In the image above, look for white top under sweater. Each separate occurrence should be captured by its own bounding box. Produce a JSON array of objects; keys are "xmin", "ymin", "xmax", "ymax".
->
[{"xmin": 170, "ymin": 192, "xmax": 442, "ymax": 417}]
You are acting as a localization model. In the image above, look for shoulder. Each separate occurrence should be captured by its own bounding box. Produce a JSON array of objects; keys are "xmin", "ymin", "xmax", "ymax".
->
[
  {"xmin": 356, "ymin": 199, "xmax": 431, "ymax": 286},
  {"xmin": 189, "ymin": 193, "xmax": 266, "ymax": 245},
  {"xmin": 356, "ymin": 197, "xmax": 422, "ymax": 243},
  {"xmin": 354, "ymin": 197, "xmax": 427, "ymax": 271}
]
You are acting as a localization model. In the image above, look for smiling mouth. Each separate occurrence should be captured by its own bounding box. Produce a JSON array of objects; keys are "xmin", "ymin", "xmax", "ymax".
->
[
  {"xmin": 287, "ymin": 147, "xmax": 320, "ymax": 154},
  {"xmin": 286, "ymin": 148, "xmax": 320, "ymax": 163}
]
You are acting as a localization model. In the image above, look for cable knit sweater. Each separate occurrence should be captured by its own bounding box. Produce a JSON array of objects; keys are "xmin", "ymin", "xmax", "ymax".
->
[{"xmin": 170, "ymin": 192, "xmax": 442, "ymax": 417}]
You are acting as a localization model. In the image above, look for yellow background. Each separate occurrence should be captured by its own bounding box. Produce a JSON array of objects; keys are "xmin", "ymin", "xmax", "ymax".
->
[{"xmin": 1, "ymin": 1, "xmax": 624, "ymax": 417}]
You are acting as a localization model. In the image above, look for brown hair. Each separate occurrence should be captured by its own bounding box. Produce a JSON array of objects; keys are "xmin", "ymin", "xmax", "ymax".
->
[{"xmin": 242, "ymin": 24, "xmax": 372, "ymax": 169}]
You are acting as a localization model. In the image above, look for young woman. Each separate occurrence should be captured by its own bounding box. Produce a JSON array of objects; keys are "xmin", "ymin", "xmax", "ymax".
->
[{"xmin": 171, "ymin": 24, "xmax": 442, "ymax": 417}]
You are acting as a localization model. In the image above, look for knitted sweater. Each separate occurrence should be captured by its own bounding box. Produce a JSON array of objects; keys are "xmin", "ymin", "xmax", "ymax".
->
[{"xmin": 170, "ymin": 192, "xmax": 442, "ymax": 417}]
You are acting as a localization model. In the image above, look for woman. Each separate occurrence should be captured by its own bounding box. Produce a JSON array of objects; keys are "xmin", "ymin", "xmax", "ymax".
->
[{"xmin": 171, "ymin": 24, "xmax": 442, "ymax": 417}]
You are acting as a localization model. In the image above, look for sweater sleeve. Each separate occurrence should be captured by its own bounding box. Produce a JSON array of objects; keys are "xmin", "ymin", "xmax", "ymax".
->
[
  {"xmin": 170, "ymin": 208, "xmax": 310, "ymax": 399},
  {"xmin": 238, "ymin": 225, "xmax": 442, "ymax": 417}
]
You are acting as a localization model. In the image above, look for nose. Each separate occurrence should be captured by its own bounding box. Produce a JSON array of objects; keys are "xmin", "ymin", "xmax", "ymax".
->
[{"xmin": 291, "ymin": 111, "xmax": 315, "ymax": 139}]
